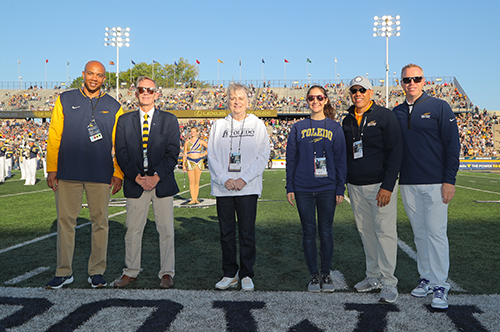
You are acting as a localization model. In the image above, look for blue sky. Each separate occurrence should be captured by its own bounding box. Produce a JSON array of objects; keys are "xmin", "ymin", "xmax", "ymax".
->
[{"xmin": 1, "ymin": 0, "xmax": 499, "ymax": 110}]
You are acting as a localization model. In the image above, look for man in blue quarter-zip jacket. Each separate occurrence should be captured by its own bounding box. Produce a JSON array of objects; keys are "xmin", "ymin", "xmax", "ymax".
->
[
  {"xmin": 46, "ymin": 61, "xmax": 124, "ymax": 290},
  {"xmin": 393, "ymin": 64, "xmax": 459, "ymax": 310}
]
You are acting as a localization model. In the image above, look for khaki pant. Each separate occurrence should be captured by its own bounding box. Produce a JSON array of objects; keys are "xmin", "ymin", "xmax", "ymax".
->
[
  {"xmin": 348, "ymin": 183, "xmax": 398, "ymax": 287},
  {"xmin": 123, "ymin": 190, "xmax": 175, "ymax": 279},
  {"xmin": 55, "ymin": 179, "xmax": 110, "ymax": 277}
]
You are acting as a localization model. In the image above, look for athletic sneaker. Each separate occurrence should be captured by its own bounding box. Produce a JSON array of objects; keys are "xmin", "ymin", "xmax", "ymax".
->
[
  {"xmin": 411, "ymin": 278, "xmax": 433, "ymax": 297},
  {"xmin": 46, "ymin": 275, "xmax": 74, "ymax": 289},
  {"xmin": 354, "ymin": 277, "xmax": 382, "ymax": 292},
  {"xmin": 379, "ymin": 285, "xmax": 398, "ymax": 303},
  {"xmin": 431, "ymin": 286, "xmax": 448, "ymax": 310},
  {"xmin": 321, "ymin": 274, "xmax": 335, "ymax": 293},
  {"xmin": 241, "ymin": 277, "xmax": 254, "ymax": 291},
  {"xmin": 88, "ymin": 274, "xmax": 107, "ymax": 288},
  {"xmin": 215, "ymin": 275, "xmax": 239, "ymax": 290},
  {"xmin": 308, "ymin": 274, "xmax": 321, "ymax": 293}
]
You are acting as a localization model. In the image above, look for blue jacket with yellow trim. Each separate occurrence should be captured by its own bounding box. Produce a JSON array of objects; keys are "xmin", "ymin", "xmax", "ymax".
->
[
  {"xmin": 47, "ymin": 88, "xmax": 124, "ymax": 184},
  {"xmin": 392, "ymin": 92, "xmax": 460, "ymax": 185}
]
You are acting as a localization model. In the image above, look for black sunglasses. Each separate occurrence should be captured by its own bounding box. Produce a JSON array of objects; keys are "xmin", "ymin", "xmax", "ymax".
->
[
  {"xmin": 349, "ymin": 87, "xmax": 367, "ymax": 94},
  {"xmin": 401, "ymin": 76, "xmax": 423, "ymax": 84},
  {"xmin": 137, "ymin": 87, "xmax": 156, "ymax": 94},
  {"xmin": 307, "ymin": 95, "xmax": 326, "ymax": 102}
]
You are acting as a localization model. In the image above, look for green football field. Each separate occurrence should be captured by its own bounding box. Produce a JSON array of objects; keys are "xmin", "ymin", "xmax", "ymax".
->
[{"xmin": 0, "ymin": 168, "xmax": 498, "ymax": 295}]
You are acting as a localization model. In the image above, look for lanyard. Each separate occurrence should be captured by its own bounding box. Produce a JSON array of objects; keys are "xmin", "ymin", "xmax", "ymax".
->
[
  {"xmin": 230, "ymin": 115, "xmax": 246, "ymax": 154},
  {"xmin": 81, "ymin": 88, "xmax": 102, "ymax": 120},
  {"xmin": 309, "ymin": 117, "xmax": 326, "ymax": 159},
  {"xmin": 351, "ymin": 115, "xmax": 368, "ymax": 142}
]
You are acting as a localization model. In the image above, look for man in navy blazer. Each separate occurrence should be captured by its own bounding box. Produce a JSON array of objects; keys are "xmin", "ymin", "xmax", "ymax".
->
[{"xmin": 113, "ymin": 76, "xmax": 180, "ymax": 288}]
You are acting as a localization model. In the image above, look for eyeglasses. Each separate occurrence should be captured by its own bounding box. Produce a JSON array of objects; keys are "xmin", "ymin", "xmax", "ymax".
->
[
  {"xmin": 349, "ymin": 87, "xmax": 367, "ymax": 94},
  {"xmin": 306, "ymin": 95, "xmax": 326, "ymax": 102},
  {"xmin": 137, "ymin": 87, "xmax": 156, "ymax": 94},
  {"xmin": 401, "ymin": 76, "xmax": 424, "ymax": 84}
]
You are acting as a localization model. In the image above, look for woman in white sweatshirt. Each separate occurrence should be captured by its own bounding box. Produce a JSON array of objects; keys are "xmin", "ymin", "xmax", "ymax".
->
[{"xmin": 208, "ymin": 83, "xmax": 270, "ymax": 292}]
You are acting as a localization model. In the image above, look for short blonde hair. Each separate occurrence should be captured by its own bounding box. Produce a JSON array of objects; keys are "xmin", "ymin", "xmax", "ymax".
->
[{"xmin": 401, "ymin": 63, "xmax": 424, "ymax": 78}]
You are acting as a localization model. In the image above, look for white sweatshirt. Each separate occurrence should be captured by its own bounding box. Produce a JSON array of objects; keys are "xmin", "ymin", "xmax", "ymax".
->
[{"xmin": 208, "ymin": 113, "xmax": 270, "ymax": 197}]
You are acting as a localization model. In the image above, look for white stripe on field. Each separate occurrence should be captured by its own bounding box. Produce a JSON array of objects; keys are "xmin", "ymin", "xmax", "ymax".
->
[
  {"xmin": 0, "ymin": 188, "xmax": 52, "ymax": 198},
  {"xmin": 0, "ymin": 182, "xmax": 210, "ymax": 255},
  {"xmin": 345, "ymin": 196, "xmax": 466, "ymax": 291},
  {"xmin": 4, "ymin": 266, "xmax": 50, "ymax": 285},
  {"xmin": 455, "ymin": 184, "xmax": 500, "ymax": 195}
]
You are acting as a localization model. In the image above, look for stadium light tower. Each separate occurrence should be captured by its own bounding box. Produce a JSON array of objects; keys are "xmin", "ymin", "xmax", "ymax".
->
[
  {"xmin": 373, "ymin": 15, "xmax": 400, "ymax": 108},
  {"xmin": 104, "ymin": 27, "xmax": 130, "ymax": 100}
]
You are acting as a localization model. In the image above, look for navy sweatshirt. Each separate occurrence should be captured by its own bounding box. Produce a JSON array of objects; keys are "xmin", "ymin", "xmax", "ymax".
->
[{"xmin": 286, "ymin": 117, "xmax": 347, "ymax": 196}]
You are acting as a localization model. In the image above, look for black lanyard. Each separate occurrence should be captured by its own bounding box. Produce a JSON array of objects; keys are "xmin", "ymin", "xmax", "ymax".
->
[
  {"xmin": 81, "ymin": 88, "xmax": 102, "ymax": 119},
  {"xmin": 230, "ymin": 115, "xmax": 246, "ymax": 154},
  {"xmin": 350, "ymin": 114, "xmax": 368, "ymax": 142},
  {"xmin": 309, "ymin": 117, "xmax": 326, "ymax": 159}
]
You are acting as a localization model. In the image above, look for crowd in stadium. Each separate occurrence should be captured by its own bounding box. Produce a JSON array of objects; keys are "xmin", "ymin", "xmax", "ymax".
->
[{"xmin": 0, "ymin": 81, "xmax": 498, "ymax": 168}]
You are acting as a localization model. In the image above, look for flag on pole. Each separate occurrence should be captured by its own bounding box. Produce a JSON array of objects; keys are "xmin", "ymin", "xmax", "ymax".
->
[
  {"xmin": 284, "ymin": 58, "xmax": 289, "ymax": 63},
  {"xmin": 196, "ymin": 59, "xmax": 200, "ymax": 64},
  {"xmin": 307, "ymin": 58, "xmax": 312, "ymax": 63},
  {"xmin": 131, "ymin": 60, "xmax": 136, "ymax": 65},
  {"xmin": 218, "ymin": 59, "xmax": 224, "ymax": 64},
  {"xmin": 18, "ymin": 60, "xmax": 21, "ymax": 64},
  {"xmin": 45, "ymin": 59, "xmax": 49, "ymax": 63},
  {"xmin": 153, "ymin": 60, "xmax": 158, "ymax": 64},
  {"xmin": 335, "ymin": 57, "xmax": 337, "ymax": 63},
  {"xmin": 239, "ymin": 58, "xmax": 241, "ymax": 67},
  {"xmin": 174, "ymin": 61, "xmax": 178, "ymax": 66},
  {"xmin": 109, "ymin": 61, "xmax": 115, "ymax": 65},
  {"xmin": 67, "ymin": 61, "xmax": 70, "ymax": 66},
  {"xmin": 262, "ymin": 58, "xmax": 265, "ymax": 64}
]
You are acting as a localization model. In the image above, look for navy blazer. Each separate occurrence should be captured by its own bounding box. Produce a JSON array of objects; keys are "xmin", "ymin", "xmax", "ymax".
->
[{"xmin": 115, "ymin": 108, "xmax": 180, "ymax": 198}]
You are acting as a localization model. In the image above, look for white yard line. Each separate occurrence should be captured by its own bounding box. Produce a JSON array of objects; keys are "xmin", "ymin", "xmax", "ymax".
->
[
  {"xmin": 0, "ymin": 189, "xmax": 52, "ymax": 198},
  {"xmin": 0, "ymin": 183, "xmax": 211, "ymax": 255},
  {"xmin": 4, "ymin": 267, "xmax": 50, "ymax": 285},
  {"xmin": 455, "ymin": 185, "xmax": 500, "ymax": 195}
]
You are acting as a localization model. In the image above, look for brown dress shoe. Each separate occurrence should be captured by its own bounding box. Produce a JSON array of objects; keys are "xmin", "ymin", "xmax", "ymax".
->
[
  {"xmin": 160, "ymin": 275, "xmax": 174, "ymax": 288},
  {"xmin": 113, "ymin": 275, "xmax": 137, "ymax": 288}
]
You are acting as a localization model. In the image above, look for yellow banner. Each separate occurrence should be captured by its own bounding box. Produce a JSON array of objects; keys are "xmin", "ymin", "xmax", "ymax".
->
[{"xmin": 168, "ymin": 109, "xmax": 277, "ymax": 118}]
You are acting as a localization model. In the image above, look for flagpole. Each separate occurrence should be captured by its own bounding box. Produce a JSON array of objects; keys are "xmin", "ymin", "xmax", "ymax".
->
[
  {"xmin": 130, "ymin": 60, "xmax": 132, "ymax": 86},
  {"xmin": 261, "ymin": 62, "xmax": 263, "ymax": 86},
  {"xmin": 284, "ymin": 61, "xmax": 286, "ymax": 86},
  {"xmin": 18, "ymin": 60, "xmax": 21, "ymax": 89},
  {"xmin": 217, "ymin": 61, "xmax": 219, "ymax": 86},
  {"xmin": 239, "ymin": 58, "xmax": 241, "ymax": 82},
  {"xmin": 334, "ymin": 57, "xmax": 337, "ymax": 86},
  {"xmin": 66, "ymin": 60, "xmax": 69, "ymax": 89},
  {"xmin": 45, "ymin": 61, "xmax": 47, "ymax": 89}
]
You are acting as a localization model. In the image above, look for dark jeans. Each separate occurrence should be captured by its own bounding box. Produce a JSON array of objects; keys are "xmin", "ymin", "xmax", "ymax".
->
[
  {"xmin": 295, "ymin": 190, "xmax": 336, "ymax": 276},
  {"xmin": 216, "ymin": 195, "xmax": 258, "ymax": 279}
]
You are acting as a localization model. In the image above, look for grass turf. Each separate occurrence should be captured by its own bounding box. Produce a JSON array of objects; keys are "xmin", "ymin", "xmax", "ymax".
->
[{"xmin": 0, "ymin": 169, "xmax": 498, "ymax": 294}]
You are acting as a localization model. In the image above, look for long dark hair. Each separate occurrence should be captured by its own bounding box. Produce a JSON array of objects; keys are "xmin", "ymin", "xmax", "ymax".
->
[{"xmin": 306, "ymin": 85, "xmax": 336, "ymax": 120}]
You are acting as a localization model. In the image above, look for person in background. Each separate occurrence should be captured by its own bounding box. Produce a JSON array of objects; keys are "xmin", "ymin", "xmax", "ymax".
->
[
  {"xmin": 183, "ymin": 126, "xmax": 207, "ymax": 204},
  {"xmin": 286, "ymin": 85, "xmax": 347, "ymax": 293}
]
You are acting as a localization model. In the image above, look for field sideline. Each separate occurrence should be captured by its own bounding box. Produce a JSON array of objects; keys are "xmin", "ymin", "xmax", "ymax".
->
[{"xmin": 0, "ymin": 169, "xmax": 499, "ymax": 331}]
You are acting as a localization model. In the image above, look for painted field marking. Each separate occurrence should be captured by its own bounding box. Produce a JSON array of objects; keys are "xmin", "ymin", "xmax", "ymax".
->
[
  {"xmin": 456, "ymin": 185, "xmax": 500, "ymax": 195},
  {"xmin": 0, "ymin": 189, "xmax": 52, "ymax": 198},
  {"xmin": 4, "ymin": 267, "xmax": 50, "ymax": 285}
]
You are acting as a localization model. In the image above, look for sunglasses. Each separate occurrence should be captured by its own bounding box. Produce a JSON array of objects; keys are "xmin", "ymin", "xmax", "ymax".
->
[
  {"xmin": 307, "ymin": 95, "xmax": 326, "ymax": 102},
  {"xmin": 401, "ymin": 76, "xmax": 423, "ymax": 84},
  {"xmin": 137, "ymin": 87, "xmax": 156, "ymax": 94},
  {"xmin": 349, "ymin": 87, "xmax": 367, "ymax": 94}
]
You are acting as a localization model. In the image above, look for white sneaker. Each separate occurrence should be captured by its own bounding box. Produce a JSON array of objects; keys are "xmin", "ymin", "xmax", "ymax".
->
[
  {"xmin": 411, "ymin": 278, "xmax": 433, "ymax": 298},
  {"xmin": 379, "ymin": 285, "xmax": 398, "ymax": 303},
  {"xmin": 354, "ymin": 277, "xmax": 382, "ymax": 292},
  {"xmin": 431, "ymin": 286, "xmax": 448, "ymax": 310},
  {"xmin": 215, "ymin": 275, "xmax": 239, "ymax": 290},
  {"xmin": 241, "ymin": 277, "xmax": 254, "ymax": 291}
]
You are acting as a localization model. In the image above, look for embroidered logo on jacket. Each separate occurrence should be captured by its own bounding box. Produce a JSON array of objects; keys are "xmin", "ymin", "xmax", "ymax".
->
[
  {"xmin": 421, "ymin": 112, "xmax": 431, "ymax": 119},
  {"xmin": 300, "ymin": 128, "xmax": 333, "ymax": 141},
  {"xmin": 72, "ymin": 105, "xmax": 81, "ymax": 109},
  {"xmin": 367, "ymin": 120, "xmax": 377, "ymax": 127}
]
